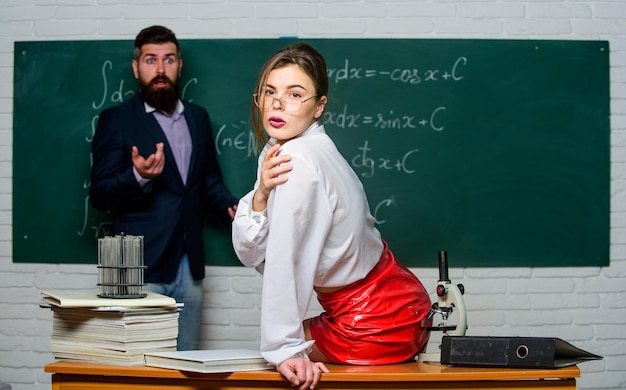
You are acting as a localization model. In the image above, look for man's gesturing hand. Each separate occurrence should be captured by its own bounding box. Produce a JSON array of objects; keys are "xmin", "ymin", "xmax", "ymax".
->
[{"xmin": 132, "ymin": 142, "xmax": 165, "ymax": 179}]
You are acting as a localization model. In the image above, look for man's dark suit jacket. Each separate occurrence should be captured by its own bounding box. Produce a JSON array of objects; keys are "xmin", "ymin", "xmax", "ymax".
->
[{"xmin": 90, "ymin": 94, "xmax": 237, "ymax": 283}]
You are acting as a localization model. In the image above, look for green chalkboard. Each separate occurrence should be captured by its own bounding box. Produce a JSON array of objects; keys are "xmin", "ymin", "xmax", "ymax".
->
[{"xmin": 13, "ymin": 39, "xmax": 610, "ymax": 267}]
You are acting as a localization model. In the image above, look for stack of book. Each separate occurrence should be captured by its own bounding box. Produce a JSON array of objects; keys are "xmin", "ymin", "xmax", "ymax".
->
[{"xmin": 41, "ymin": 290, "xmax": 181, "ymax": 366}]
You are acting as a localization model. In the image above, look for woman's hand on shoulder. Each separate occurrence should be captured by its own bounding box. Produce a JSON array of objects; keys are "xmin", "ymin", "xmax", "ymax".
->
[
  {"xmin": 253, "ymin": 143, "xmax": 292, "ymax": 211},
  {"xmin": 277, "ymin": 357, "xmax": 329, "ymax": 390}
]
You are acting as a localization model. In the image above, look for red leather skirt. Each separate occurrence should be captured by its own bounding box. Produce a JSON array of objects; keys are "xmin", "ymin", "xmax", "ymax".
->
[{"xmin": 309, "ymin": 241, "xmax": 432, "ymax": 365}]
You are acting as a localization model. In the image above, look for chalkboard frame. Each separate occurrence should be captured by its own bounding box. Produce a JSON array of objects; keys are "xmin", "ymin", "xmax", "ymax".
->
[{"xmin": 13, "ymin": 38, "xmax": 610, "ymax": 267}]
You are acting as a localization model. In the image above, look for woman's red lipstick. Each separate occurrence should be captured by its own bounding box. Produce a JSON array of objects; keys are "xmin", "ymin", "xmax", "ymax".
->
[{"xmin": 268, "ymin": 116, "xmax": 286, "ymax": 128}]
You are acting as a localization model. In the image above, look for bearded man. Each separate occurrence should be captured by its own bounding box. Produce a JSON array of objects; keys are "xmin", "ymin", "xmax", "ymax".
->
[{"xmin": 90, "ymin": 25, "xmax": 238, "ymax": 351}]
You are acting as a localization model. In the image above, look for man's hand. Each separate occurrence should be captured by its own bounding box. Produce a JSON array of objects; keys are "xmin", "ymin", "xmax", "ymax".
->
[
  {"xmin": 277, "ymin": 357, "xmax": 329, "ymax": 390},
  {"xmin": 228, "ymin": 204, "xmax": 238, "ymax": 220},
  {"xmin": 132, "ymin": 143, "xmax": 165, "ymax": 179}
]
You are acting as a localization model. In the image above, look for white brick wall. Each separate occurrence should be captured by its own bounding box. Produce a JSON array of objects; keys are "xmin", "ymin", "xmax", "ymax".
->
[{"xmin": 0, "ymin": 1, "xmax": 624, "ymax": 389}]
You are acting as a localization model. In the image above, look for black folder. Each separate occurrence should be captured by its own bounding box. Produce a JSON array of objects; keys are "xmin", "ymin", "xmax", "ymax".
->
[{"xmin": 440, "ymin": 336, "xmax": 602, "ymax": 368}]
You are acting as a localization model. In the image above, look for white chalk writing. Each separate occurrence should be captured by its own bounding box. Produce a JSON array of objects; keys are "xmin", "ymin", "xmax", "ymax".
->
[{"xmin": 327, "ymin": 57, "xmax": 467, "ymax": 85}]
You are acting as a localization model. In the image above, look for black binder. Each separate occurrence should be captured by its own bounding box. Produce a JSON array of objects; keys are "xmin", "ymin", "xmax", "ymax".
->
[{"xmin": 440, "ymin": 336, "xmax": 602, "ymax": 368}]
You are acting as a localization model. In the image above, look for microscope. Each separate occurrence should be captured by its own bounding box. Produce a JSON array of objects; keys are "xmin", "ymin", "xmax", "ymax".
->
[{"xmin": 418, "ymin": 250, "xmax": 467, "ymax": 363}]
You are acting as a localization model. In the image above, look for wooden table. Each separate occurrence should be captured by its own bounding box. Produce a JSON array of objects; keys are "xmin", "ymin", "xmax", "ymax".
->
[{"xmin": 45, "ymin": 359, "xmax": 580, "ymax": 390}]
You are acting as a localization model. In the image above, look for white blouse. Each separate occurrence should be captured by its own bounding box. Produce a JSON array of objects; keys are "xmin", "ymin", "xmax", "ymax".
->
[{"xmin": 232, "ymin": 122, "xmax": 384, "ymax": 366}]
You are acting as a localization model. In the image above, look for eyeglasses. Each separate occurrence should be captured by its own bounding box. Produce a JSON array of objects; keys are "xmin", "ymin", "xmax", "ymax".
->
[{"xmin": 254, "ymin": 92, "xmax": 318, "ymax": 113}]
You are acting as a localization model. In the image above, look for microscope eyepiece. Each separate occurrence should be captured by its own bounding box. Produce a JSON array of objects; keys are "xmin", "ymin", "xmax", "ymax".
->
[{"xmin": 438, "ymin": 251, "xmax": 450, "ymax": 282}]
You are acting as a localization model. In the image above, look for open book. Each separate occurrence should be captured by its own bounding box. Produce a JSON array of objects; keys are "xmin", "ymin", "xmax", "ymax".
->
[{"xmin": 144, "ymin": 349, "xmax": 271, "ymax": 373}]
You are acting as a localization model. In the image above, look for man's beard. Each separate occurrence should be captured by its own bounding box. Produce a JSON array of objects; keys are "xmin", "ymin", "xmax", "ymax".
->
[{"xmin": 138, "ymin": 75, "xmax": 180, "ymax": 114}]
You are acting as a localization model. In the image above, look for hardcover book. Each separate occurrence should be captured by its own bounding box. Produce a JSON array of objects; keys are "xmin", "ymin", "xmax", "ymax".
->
[{"xmin": 144, "ymin": 349, "xmax": 271, "ymax": 373}]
